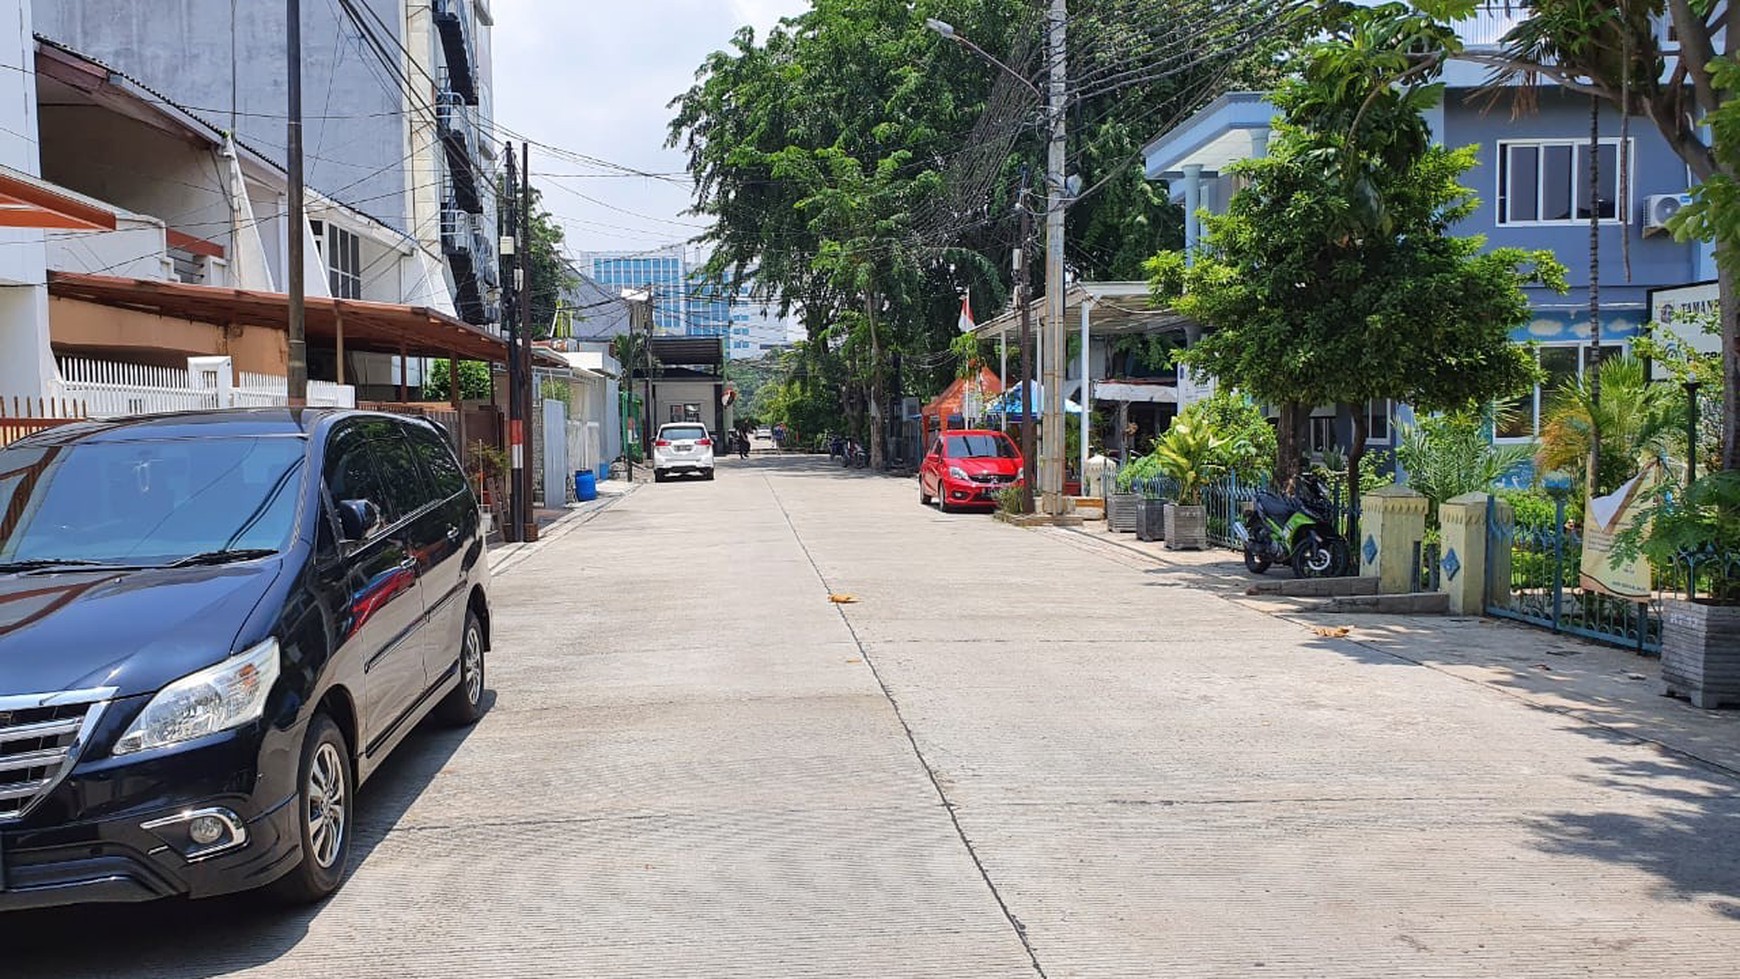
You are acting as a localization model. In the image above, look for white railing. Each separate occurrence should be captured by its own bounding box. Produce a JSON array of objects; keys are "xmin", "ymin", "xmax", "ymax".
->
[
  {"xmin": 1460, "ymin": 4, "xmax": 1526, "ymax": 49},
  {"xmin": 59, "ymin": 358, "xmax": 215, "ymax": 417},
  {"xmin": 59, "ymin": 357, "xmax": 356, "ymax": 419}
]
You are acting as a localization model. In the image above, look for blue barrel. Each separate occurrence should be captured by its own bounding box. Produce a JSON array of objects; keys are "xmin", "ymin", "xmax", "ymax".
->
[{"xmin": 575, "ymin": 470, "xmax": 598, "ymax": 502}]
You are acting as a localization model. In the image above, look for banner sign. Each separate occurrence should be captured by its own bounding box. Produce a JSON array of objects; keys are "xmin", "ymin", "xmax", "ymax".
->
[{"xmin": 1579, "ymin": 462, "xmax": 1659, "ymax": 600}]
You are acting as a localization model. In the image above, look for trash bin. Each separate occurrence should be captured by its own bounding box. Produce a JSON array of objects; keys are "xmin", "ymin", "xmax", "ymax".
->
[{"xmin": 575, "ymin": 470, "xmax": 598, "ymax": 502}]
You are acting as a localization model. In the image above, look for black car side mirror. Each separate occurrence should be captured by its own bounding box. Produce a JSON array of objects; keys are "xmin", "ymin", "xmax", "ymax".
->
[{"xmin": 337, "ymin": 499, "xmax": 382, "ymax": 542}]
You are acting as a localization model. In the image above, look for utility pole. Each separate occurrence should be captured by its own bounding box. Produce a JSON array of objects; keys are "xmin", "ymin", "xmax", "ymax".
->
[
  {"xmin": 519, "ymin": 141, "xmax": 538, "ymax": 543},
  {"xmin": 644, "ymin": 286, "xmax": 655, "ymax": 462},
  {"xmin": 285, "ymin": 0, "xmax": 308, "ymax": 406},
  {"xmin": 1016, "ymin": 174, "xmax": 1036, "ymax": 515},
  {"xmin": 1042, "ymin": 0, "xmax": 1068, "ymax": 515},
  {"xmin": 502, "ymin": 142, "xmax": 523, "ymax": 543}
]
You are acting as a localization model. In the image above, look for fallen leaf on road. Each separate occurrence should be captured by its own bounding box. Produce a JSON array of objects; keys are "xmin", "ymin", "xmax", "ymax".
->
[
  {"xmin": 1312, "ymin": 626, "xmax": 1351, "ymax": 638},
  {"xmin": 829, "ymin": 594, "xmax": 858, "ymax": 604},
  {"xmin": 1534, "ymin": 663, "xmax": 1553, "ymax": 671},
  {"xmin": 845, "ymin": 658, "xmax": 862, "ymax": 664}
]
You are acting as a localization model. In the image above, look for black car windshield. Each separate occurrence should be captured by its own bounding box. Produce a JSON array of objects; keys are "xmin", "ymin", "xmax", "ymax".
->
[
  {"xmin": 946, "ymin": 435, "xmax": 1018, "ymax": 459},
  {"xmin": 0, "ymin": 435, "xmax": 307, "ymax": 567}
]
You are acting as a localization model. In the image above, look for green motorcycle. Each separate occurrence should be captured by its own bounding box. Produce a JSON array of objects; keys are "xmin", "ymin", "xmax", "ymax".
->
[{"xmin": 1234, "ymin": 474, "xmax": 1351, "ymax": 578}]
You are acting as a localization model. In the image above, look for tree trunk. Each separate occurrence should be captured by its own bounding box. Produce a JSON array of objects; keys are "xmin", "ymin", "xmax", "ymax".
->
[
  {"xmin": 866, "ymin": 290, "xmax": 886, "ymax": 470},
  {"xmin": 1276, "ymin": 401, "xmax": 1305, "ymax": 489},
  {"xmin": 1587, "ymin": 95, "xmax": 1603, "ymax": 493},
  {"xmin": 1345, "ymin": 404, "xmax": 1368, "ymax": 552}
]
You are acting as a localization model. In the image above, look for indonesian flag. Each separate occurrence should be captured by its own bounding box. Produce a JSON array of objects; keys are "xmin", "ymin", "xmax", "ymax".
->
[{"xmin": 958, "ymin": 296, "xmax": 975, "ymax": 333}]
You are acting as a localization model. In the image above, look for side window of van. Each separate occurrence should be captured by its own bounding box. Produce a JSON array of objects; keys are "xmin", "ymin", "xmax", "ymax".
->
[
  {"xmin": 404, "ymin": 424, "xmax": 469, "ymax": 502},
  {"xmin": 324, "ymin": 424, "xmax": 388, "ymax": 515},
  {"xmin": 369, "ymin": 427, "xmax": 430, "ymax": 522}
]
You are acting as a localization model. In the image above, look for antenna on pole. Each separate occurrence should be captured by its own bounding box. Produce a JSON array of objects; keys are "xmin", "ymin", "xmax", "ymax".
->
[{"xmin": 286, "ymin": 0, "xmax": 308, "ymax": 407}]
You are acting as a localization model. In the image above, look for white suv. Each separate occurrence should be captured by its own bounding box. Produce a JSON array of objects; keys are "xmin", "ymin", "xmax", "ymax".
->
[{"xmin": 653, "ymin": 423, "xmax": 715, "ymax": 482}]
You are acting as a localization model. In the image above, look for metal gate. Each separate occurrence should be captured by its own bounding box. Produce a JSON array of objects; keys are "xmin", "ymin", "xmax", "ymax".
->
[{"xmin": 1483, "ymin": 496, "xmax": 1660, "ymax": 652}]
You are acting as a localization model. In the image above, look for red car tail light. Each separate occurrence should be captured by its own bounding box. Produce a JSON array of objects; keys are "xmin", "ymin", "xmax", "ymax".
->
[
  {"xmin": 655, "ymin": 439, "xmax": 671, "ymax": 447},
  {"xmin": 697, "ymin": 438, "xmax": 712, "ymax": 446}
]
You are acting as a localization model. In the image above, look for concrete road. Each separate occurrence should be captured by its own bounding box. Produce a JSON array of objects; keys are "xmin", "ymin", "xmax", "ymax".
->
[{"xmin": 7, "ymin": 453, "xmax": 1740, "ymax": 977}]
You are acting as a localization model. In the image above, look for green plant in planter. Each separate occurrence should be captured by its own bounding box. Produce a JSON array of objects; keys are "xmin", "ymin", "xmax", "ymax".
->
[
  {"xmin": 1152, "ymin": 416, "xmax": 1226, "ymax": 506},
  {"xmin": 1621, "ymin": 470, "xmax": 1740, "ymax": 603},
  {"xmin": 994, "ymin": 484, "xmax": 1030, "ymax": 516},
  {"xmin": 1115, "ymin": 452, "xmax": 1162, "ymax": 493}
]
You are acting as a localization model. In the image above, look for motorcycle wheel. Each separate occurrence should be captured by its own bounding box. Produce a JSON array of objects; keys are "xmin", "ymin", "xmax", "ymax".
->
[
  {"xmin": 1243, "ymin": 541, "xmax": 1271, "ymax": 575},
  {"xmin": 1291, "ymin": 532, "xmax": 1337, "ymax": 579}
]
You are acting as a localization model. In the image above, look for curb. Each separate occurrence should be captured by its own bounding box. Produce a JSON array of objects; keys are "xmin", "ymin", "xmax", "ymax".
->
[{"xmin": 487, "ymin": 483, "xmax": 639, "ymax": 577}]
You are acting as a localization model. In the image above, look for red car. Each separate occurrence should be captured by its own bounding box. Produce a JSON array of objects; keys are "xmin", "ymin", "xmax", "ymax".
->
[{"xmin": 918, "ymin": 429, "xmax": 1024, "ymax": 512}]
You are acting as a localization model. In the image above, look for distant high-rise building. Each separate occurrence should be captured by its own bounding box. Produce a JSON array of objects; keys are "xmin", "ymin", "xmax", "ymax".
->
[{"xmin": 577, "ymin": 246, "xmax": 688, "ymax": 334}]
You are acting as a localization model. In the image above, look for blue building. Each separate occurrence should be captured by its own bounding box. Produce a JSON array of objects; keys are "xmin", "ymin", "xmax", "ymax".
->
[
  {"xmin": 1139, "ymin": 7, "xmax": 1711, "ymax": 457},
  {"xmin": 578, "ymin": 246, "xmax": 688, "ymax": 334}
]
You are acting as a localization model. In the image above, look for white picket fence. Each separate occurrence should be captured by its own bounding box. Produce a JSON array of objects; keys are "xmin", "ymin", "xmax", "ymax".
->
[{"xmin": 59, "ymin": 357, "xmax": 356, "ymax": 419}]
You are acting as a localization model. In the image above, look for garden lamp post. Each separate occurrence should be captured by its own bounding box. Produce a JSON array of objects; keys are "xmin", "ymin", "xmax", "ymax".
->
[{"xmin": 1685, "ymin": 379, "xmax": 1702, "ymax": 486}]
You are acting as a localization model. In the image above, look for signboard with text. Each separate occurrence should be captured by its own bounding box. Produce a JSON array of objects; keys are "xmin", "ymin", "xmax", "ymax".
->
[{"xmin": 1646, "ymin": 281, "xmax": 1721, "ymax": 380}]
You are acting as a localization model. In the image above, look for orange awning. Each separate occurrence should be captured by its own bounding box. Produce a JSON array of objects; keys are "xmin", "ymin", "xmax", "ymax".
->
[
  {"xmin": 48, "ymin": 271, "xmax": 509, "ymax": 362},
  {"xmin": 0, "ymin": 166, "xmax": 116, "ymax": 232}
]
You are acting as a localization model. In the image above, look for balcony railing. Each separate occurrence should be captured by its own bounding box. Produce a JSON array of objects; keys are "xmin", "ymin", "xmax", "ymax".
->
[{"xmin": 1460, "ymin": 4, "xmax": 1527, "ymax": 49}]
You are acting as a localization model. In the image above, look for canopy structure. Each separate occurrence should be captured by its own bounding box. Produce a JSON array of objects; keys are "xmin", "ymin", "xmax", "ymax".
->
[
  {"xmin": 921, "ymin": 366, "xmax": 1002, "ymax": 435},
  {"xmin": 988, "ymin": 380, "xmax": 1084, "ymax": 419}
]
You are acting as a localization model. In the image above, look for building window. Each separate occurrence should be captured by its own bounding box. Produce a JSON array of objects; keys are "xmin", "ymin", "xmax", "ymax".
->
[
  {"xmin": 1308, "ymin": 415, "xmax": 1337, "ymax": 455},
  {"xmin": 1496, "ymin": 343, "xmax": 1624, "ymax": 440},
  {"xmin": 316, "ymin": 222, "xmax": 363, "ymax": 299},
  {"xmin": 1498, "ymin": 139, "xmax": 1629, "ymax": 225},
  {"xmin": 1367, "ymin": 399, "xmax": 1391, "ymax": 444}
]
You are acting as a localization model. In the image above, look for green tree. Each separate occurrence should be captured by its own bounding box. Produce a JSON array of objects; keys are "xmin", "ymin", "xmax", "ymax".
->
[
  {"xmin": 668, "ymin": 0, "xmax": 1307, "ymax": 462},
  {"xmin": 500, "ymin": 180, "xmax": 577, "ymax": 340},
  {"xmin": 423, "ymin": 359, "xmax": 493, "ymax": 402},
  {"xmin": 1396, "ymin": 409, "xmax": 1536, "ymax": 515},
  {"xmin": 1537, "ymin": 354, "xmax": 1684, "ymax": 495},
  {"xmin": 1151, "ymin": 1, "xmax": 1563, "ymax": 506}
]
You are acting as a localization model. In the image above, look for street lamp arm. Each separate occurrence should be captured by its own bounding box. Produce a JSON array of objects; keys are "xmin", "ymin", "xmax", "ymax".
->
[{"xmin": 925, "ymin": 19, "xmax": 1042, "ymax": 99}]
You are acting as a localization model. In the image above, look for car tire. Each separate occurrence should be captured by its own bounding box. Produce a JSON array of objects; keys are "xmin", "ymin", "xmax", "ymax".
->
[
  {"xmin": 939, "ymin": 494, "xmax": 954, "ymax": 514},
  {"xmin": 266, "ymin": 714, "xmax": 353, "ymax": 905},
  {"xmin": 653, "ymin": 470, "xmax": 665, "ymax": 483},
  {"xmin": 704, "ymin": 469, "xmax": 716, "ymax": 481},
  {"xmin": 919, "ymin": 481, "xmax": 932, "ymax": 506},
  {"xmin": 436, "ymin": 610, "xmax": 486, "ymax": 727}
]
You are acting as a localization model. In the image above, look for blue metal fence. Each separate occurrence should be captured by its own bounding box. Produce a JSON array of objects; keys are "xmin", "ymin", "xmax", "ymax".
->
[{"xmin": 1483, "ymin": 495, "xmax": 1660, "ymax": 653}]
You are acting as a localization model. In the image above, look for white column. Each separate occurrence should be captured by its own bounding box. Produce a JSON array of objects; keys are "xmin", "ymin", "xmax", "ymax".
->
[
  {"xmin": 1182, "ymin": 163, "xmax": 1203, "ymax": 266},
  {"xmin": 1079, "ymin": 297, "xmax": 1093, "ymax": 489},
  {"xmin": 1250, "ymin": 128, "xmax": 1270, "ymax": 159}
]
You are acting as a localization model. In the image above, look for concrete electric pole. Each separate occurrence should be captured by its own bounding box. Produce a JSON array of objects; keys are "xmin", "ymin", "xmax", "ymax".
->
[
  {"xmin": 286, "ymin": 0, "xmax": 307, "ymax": 406},
  {"xmin": 1042, "ymin": 0, "xmax": 1068, "ymax": 515}
]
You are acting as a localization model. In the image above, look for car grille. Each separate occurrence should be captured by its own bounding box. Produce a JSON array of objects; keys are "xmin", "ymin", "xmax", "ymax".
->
[
  {"xmin": 0, "ymin": 689, "xmax": 111, "ymax": 822},
  {"xmin": 969, "ymin": 473, "xmax": 1013, "ymax": 485}
]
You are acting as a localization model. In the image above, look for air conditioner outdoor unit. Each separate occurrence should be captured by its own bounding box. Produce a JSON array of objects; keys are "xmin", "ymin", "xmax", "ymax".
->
[{"xmin": 1644, "ymin": 192, "xmax": 1693, "ymax": 236}]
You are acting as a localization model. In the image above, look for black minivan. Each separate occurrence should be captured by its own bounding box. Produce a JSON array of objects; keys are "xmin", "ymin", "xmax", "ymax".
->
[{"xmin": 0, "ymin": 409, "xmax": 491, "ymax": 910}]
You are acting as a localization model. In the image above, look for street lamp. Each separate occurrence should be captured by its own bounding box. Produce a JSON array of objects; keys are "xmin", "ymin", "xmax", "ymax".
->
[{"xmin": 928, "ymin": 6, "xmax": 1071, "ymax": 516}]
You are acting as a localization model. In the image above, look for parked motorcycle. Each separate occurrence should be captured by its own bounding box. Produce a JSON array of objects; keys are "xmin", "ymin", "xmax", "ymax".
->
[{"xmin": 1235, "ymin": 473, "xmax": 1351, "ymax": 578}]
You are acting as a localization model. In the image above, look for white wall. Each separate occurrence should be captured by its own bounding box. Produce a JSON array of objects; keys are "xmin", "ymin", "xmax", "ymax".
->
[
  {"xmin": 45, "ymin": 216, "xmax": 174, "ymax": 280},
  {"xmin": 0, "ymin": 0, "xmax": 55, "ymax": 400}
]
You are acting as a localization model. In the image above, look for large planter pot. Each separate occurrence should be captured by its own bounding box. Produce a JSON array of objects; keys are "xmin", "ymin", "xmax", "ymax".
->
[
  {"xmin": 1107, "ymin": 492, "xmax": 1140, "ymax": 533},
  {"xmin": 1661, "ymin": 598, "xmax": 1740, "ymax": 708},
  {"xmin": 1163, "ymin": 503, "xmax": 1208, "ymax": 551},
  {"xmin": 1135, "ymin": 497, "xmax": 1167, "ymax": 542}
]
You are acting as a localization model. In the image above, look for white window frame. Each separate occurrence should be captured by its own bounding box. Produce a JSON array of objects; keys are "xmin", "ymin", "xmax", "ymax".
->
[
  {"xmin": 1496, "ymin": 138, "xmax": 1633, "ymax": 227},
  {"xmin": 1494, "ymin": 341, "xmax": 1626, "ymax": 443},
  {"xmin": 322, "ymin": 223, "xmax": 363, "ymax": 300}
]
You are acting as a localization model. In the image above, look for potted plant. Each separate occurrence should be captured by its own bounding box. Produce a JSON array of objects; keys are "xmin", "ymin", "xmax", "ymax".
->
[
  {"xmin": 1629, "ymin": 471, "xmax": 1740, "ymax": 708},
  {"xmin": 1153, "ymin": 415, "xmax": 1224, "ymax": 550},
  {"xmin": 1109, "ymin": 453, "xmax": 1159, "ymax": 533},
  {"xmin": 1135, "ymin": 476, "xmax": 1169, "ymax": 542}
]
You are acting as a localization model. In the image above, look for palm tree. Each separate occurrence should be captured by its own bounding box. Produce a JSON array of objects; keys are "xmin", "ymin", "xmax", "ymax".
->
[{"xmin": 1537, "ymin": 355, "xmax": 1682, "ymax": 495}]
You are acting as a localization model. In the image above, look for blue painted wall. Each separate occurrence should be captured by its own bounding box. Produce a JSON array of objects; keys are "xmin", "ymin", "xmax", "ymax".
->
[{"xmin": 1440, "ymin": 87, "xmax": 1700, "ymax": 341}]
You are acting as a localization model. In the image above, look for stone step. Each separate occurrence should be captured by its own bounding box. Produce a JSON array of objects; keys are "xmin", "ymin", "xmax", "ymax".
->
[
  {"xmin": 1246, "ymin": 576, "xmax": 1381, "ymax": 598},
  {"xmin": 1322, "ymin": 591, "xmax": 1450, "ymax": 615}
]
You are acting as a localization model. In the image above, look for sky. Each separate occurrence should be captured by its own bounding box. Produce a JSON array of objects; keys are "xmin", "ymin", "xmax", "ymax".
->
[{"xmin": 492, "ymin": 0, "xmax": 811, "ymax": 258}]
